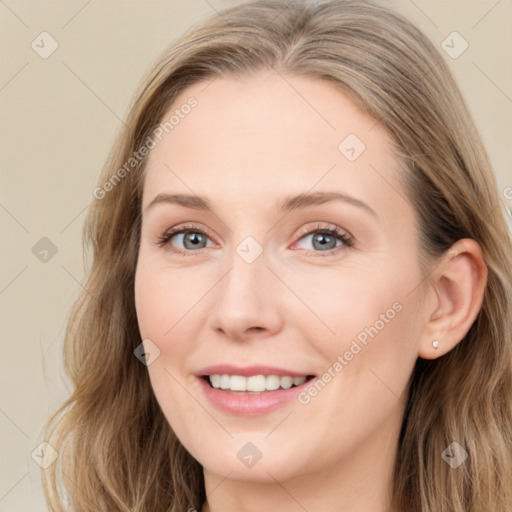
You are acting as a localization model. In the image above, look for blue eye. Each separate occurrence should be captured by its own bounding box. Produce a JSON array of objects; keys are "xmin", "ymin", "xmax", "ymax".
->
[
  {"xmin": 156, "ymin": 224, "xmax": 212, "ymax": 253},
  {"xmin": 156, "ymin": 223, "xmax": 353, "ymax": 257},
  {"xmin": 293, "ymin": 225, "xmax": 353, "ymax": 257}
]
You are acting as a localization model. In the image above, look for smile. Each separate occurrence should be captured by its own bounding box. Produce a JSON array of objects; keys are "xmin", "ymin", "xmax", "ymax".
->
[
  {"xmin": 196, "ymin": 366, "xmax": 316, "ymax": 415},
  {"xmin": 206, "ymin": 374, "xmax": 309, "ymax": 393}
]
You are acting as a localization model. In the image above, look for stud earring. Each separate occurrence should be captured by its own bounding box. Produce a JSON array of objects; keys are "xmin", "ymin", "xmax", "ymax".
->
[{"xmin": 432, "ymin": 340, "xmax": 439, "ymax": 349}]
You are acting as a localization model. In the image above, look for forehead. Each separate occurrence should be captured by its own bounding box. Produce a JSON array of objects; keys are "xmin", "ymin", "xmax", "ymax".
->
[{"xmin": 141, "ymin": 71, "xmax": 409, "ymax": 222}]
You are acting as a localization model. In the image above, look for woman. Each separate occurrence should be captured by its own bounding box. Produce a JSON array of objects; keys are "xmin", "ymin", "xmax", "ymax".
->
[{"xmin": 42, "ymin": 0, "xmax": 512, "ymax": 510}]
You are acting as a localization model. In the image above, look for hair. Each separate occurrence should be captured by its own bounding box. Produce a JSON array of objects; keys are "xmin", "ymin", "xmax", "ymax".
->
[{"xmin": 41, "ymin": 0, "xmax": 512, "ymax": 510}]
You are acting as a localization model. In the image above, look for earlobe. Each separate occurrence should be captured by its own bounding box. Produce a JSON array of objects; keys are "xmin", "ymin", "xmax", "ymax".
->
[{"xmin": 418, "ymin": 239, "xmax": 488, "ymax": 360}]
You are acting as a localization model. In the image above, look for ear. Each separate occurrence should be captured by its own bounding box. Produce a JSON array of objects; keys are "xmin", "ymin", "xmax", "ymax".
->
[{"xmin": 418, "ymin": 238, "xmax": 488, "ymax": 360}]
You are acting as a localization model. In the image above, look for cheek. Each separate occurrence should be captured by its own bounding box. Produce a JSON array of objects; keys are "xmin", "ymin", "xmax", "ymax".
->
[
  {"xmin": 298, "ymin": 262, "xmax": 422, "ymax": 404},
  {"xmin": 287, "ymin": 266, "xmax": 405, "ymax": 351},
  {"xmin": 134, "ymin": 258, "xmax": 208, "ymax": 342},
  {"xmin": 134, "ymin": 261, "xmax": 202, "ymax": 436},
  {"xmin": 134, "ymin": 258, "xmax": 215, "ymax": 417},
  {"xmin": 134, "ymin": 269, "xmax": 171, "ymax": 340},
  {"xmin": 293, "ymin": 290, "xmax": 420, "ymax": 468}
]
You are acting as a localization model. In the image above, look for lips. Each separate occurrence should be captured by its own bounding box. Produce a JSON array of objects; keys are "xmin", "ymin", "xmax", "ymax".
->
[
  {"xmin": 195, "ymin": 364, "xmax": 316, "ymax": 416},
  {"xmin": 197, "ymin": 364, "xmax": 313, "ymax": 378}
]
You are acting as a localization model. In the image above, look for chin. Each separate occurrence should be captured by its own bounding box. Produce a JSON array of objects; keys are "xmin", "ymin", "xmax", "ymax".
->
[{"xmin": 186, "ymin": 433, "xmax": 315, "ymax": 484}]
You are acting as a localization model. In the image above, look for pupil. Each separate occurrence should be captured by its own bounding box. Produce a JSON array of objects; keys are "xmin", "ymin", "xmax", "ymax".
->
[
  {"xmin": 185, "ymin": 232, "xmax": 204, "ymax": 249},
  {"xmin": 314, "ymin": 233, "xmax": 335, "ymax": 250}
]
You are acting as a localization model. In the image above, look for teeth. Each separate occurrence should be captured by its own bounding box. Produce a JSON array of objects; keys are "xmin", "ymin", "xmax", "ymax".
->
[
  {"xmin": 230, "ymin": 375, "xmax": 247, "ymax": 391},
  {"xmin": 210, "ymin": 374, "xmax": 221, "ymax": 388},
  {"xmin": 293, "ymin": 376, "xmax": 306, "ymax": 386},
  {"xmin": 247, "ymin": 374, "xmax": 266, "ymax": 390},
  {"xmin": 220, "ymin": 374, "xmax": 230, "ymax": 390},
  {"xmin": 208, "ymin": 374, "xmax": 308, "ymax": 392}
]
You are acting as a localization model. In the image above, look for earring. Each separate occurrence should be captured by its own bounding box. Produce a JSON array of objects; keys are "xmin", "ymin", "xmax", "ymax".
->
[{"xmin": 432, "ymin": 340, "xmax": 439, "ymax": 349}]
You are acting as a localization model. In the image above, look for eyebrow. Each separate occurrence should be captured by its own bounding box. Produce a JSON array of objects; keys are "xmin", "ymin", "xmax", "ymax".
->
[{"xmin": 144, "ymin": 191, "xmax": 377, "ymax": 217}]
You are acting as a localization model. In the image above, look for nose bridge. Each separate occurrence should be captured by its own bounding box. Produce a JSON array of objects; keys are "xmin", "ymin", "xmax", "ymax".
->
[
  {"xmin": 209, "ymin": 236, "xmax": 282, "ymax": 339},
  {"xmin": 220, "ymin": 240, "xmax": 269, "ymax": 312}
]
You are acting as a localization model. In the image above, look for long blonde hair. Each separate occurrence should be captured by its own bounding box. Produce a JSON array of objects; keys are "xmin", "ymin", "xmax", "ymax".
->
[{"xmin": 42, "ymin": 0, "xmax": 512, "ymax": 510}]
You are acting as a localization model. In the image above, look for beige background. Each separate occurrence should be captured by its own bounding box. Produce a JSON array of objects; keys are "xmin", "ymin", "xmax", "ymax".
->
[{"xmin": 0, "ymin": 1, "xmax": 511, "ymax": 510}]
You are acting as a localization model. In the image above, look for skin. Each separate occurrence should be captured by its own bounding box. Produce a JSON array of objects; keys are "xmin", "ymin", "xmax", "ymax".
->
[{"xmin": 134, "ymin": 70, "xmax": 487, "ymax": 512}]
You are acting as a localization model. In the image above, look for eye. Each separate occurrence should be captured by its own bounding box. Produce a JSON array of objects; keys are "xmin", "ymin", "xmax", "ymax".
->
[
  {"xmin": 292, "ymin": 224, "xmax": 353, "ymax": 257},
  {"xmin": 156, "ymin": 222, "xmax": 354, "ymax": 257},
  {"xmin": 156, "ymin": 223, "xmax": 214, "ymax": 254}
]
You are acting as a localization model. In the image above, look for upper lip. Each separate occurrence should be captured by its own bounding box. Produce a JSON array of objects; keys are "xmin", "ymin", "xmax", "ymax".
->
[{"xmin": 196, "ymin": 364, "xmax": 313, "ymax": 378}]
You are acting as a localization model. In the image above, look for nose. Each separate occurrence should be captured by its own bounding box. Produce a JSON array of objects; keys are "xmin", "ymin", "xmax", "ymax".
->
[{"xmin": 208, "ymin": 245, "xmax": 284, "ymax": 342}]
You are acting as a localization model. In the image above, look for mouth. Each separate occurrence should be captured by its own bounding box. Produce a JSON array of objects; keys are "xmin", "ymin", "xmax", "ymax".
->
[
  {"xmin": 201, "ymin": 374, "xmax": 316, "ymax": 394},
  {"xmin": 195, "ymin": 366, "xmax": 317, "ymax": 416}
]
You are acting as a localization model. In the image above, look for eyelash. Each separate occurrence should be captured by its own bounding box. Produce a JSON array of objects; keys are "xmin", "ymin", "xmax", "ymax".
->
[{"xmin": 155, "ymin": 222, "xmax": 354, "ymax": 257}]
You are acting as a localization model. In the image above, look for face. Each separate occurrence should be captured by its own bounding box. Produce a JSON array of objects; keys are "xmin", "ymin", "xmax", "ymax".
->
[{"xmin": 134, "ymin": 70, "xmax": 427, "ymax": 484}]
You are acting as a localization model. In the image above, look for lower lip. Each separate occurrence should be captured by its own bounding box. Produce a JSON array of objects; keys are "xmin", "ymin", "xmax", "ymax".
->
[{"xmin": 197, "ymin": 377, "xmax": 313, "ymax": 416}]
